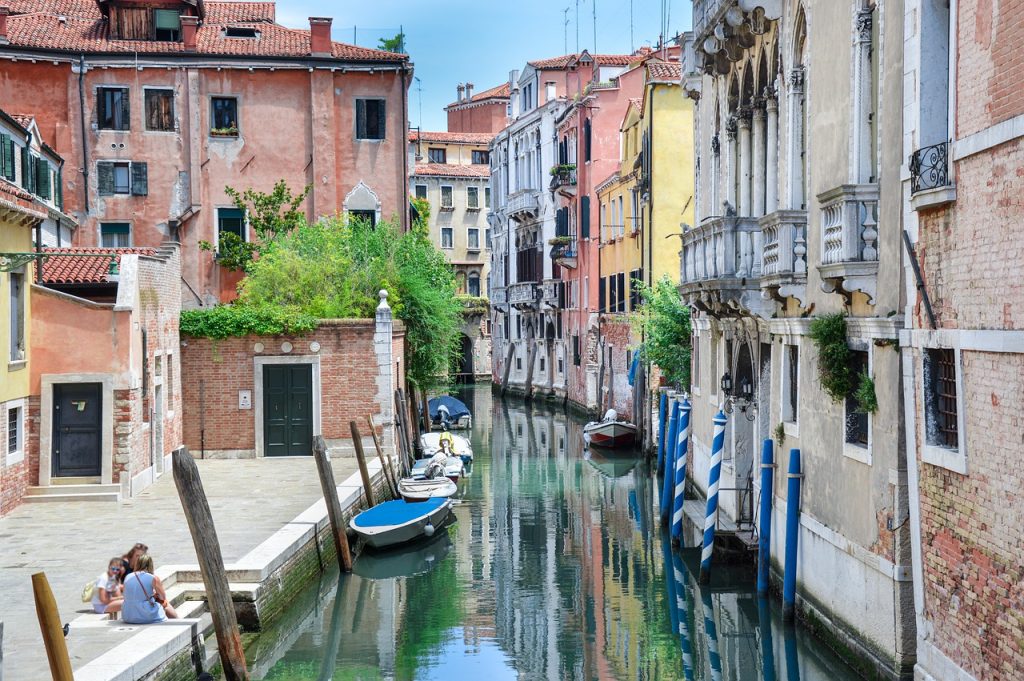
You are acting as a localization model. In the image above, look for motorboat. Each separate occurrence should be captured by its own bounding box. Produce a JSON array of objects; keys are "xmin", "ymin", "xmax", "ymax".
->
[
  {"xmin": 583, "ymin": 409, "xmax": 638, "ymax": 449},
  {"xmin": 420, "ymin": 431, "xmax": 474, "ymax": 464},
  {"xmin": 349, "ymin": 497, "xmax": 454, "ymax": 549},
  {"xmin": 398, "ymin": 477, "xmax": 459, "ymax": 502},
  {"xmin": 410, "ymin": 454, "xmax": 465, "ymax": 483},
  {"xmin": 428, "ymin": 396, "xmax": 472, "ymax": 430},
  {"xmin": 585, "ymin": 447, "xmax": 639, "ymax": 478},
  {"xmin": 352, "ymin": 531, "xmax": 453, "ymax": 578}
]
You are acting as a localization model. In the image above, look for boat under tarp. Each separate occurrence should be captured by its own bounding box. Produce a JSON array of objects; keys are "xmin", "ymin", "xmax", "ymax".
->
[
  {"xmin": 428, "ymin": 396, "xmax": 472, "ymax": 430},
  {"xmin": 349, "ymin": 497, "xmax": 453, "ymax": 549}
]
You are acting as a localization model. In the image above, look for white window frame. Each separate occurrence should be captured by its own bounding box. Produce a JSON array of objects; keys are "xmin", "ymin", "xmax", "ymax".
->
[
  {"xmin": 440, "ymin": 185, "xmax": 454, "ymax": 210},
  {"xmin": 8, "ymin": 267, "xmax": 26, "ymax": 365},
  {"xmin": 467, "ymin": 186, "xmax": 480, "ymax": 210},
  {"xmin": 780, "ymin": 340, "xmax": 799, "ymax": 436},
  {"xmin": 842, "ymin": 344, "xmax": 872, "ymax": 465},
  {"xmin": 467, "ymin": 227, "xmax": 480, "ymax": 251},
  {"xmin": 920, "ymin": 344, "xmax": 967, "ymax": 474},
  {"xmin": 440, "ymin": 226, "xmax": 454, "ymax": 249},
  {"xmin": 99, "ymin": 221, "xmax": 133, "ymax": 248},
  {"xmin": 5, "ymin": 398, "xmax": 26, "ymax": 465}
]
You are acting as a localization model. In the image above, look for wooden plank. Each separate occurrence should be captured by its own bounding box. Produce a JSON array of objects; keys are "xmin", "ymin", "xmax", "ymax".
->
[
  {"xmin": 312, "ymin": 436, "xmax": 353, "ymax": 572},
  {"xmin": 349, "ymin": 421, "xmax": 375, "ymax": 508},
  {"xmin": 367, "ymin": 416, "xmax": 397, "ymax": 499},
  {"xmin": 31, "ymin": 572, "xmax": 73, "ymax": 681},
  {"xmin": 171, "ymin": 446, "xmax": 249, "ymax": 681}
]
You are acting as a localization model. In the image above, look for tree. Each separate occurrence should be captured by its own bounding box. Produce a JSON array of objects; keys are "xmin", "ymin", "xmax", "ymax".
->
[
  {"xmin": 378, "ymin": 32, "xmax": 406, "ymax": 53},
  {"xmin": 629, "ymin": 275, "xmax": 692, "ymax": 388}
]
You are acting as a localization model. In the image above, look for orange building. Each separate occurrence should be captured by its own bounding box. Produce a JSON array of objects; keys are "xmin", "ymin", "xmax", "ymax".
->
[{"xmin": 445, "ymin": 82, "xmax": 510, "ymax": 134}]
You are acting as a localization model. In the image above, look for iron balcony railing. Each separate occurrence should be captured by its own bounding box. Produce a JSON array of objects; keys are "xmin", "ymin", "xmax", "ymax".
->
[{"xmin": 909, "ymin": 141, "xmax": 950, "ymax": 194}]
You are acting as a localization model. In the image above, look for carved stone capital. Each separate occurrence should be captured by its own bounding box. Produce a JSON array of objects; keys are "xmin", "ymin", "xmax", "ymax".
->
[
  {"xmin": 711, "ymin": 134, "xmax": 721, "ymax": 155},
  {"xmin": 789, "ymin": 67, "xmax": 805, "ymax": 92},
  {"xmin": 725, "ymin": 116, "xmax": 738, "ymax": 140},
  {"xmin": 856, "ymin": 8, "xmax": 873, "ymax": 40}
]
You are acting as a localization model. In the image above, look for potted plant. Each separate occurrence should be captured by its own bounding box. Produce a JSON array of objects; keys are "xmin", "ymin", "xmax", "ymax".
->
[{"xmin": 211, "ymin": 125, "xmax": 239, "ymax": 138}]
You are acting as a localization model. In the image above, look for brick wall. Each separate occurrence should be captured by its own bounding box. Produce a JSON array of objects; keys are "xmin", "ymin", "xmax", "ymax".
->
[
  {"xmin": 955, "ymin": 0, "xmax": 1024, "ymax": 138},
  {"xmin": 601, "ymin": 316, "xmax": 635, "ymax": 417},
  {"xmin": 0, "ymin": 401, "xmax": 29, "ymax": 516}
]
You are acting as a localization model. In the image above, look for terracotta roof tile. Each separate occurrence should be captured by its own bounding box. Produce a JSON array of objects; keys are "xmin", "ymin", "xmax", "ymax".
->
[
  {"xmin": 408, "ymin": 130, "xmax": 495, "ymax": 144},
  {"xmin": 411, "ymin": 163, "xmax": 490, "ymax": 178},
  {"xmin": 628, "ymin": 98, "xmax": 642, "ymax": 113},
  {"xmin": 647, "ymin": 60, "xmax": 682, "ymax": 81},
  {"xmin": 528, "ymin": 52, "xmax": 635, "ymax": 69},
  {"xmin": 8, "ymin": 113, "xmax": 34, "ymax": 129},
  {"xmin": 41, "ymin": 247, "xmax": 155, "ymax": 285},
  {"xmin": 446, "ymin": 82, "xmax": 511, "ymax": 109}
]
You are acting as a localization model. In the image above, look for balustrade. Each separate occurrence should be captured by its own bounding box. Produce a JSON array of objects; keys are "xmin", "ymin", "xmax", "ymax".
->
[
  {"xmin": 816, "ymin": 183, "xmax": 880, "ymax": 302},
  {"xmin": 679, "ymin": 216, "xmax": 762, "ymax": 286}
]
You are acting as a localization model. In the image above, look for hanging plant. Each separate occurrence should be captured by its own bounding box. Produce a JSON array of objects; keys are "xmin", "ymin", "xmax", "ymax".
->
[
  {"xmin": 774, "ymin": 422, "xmax": 786, "ymax": 451},
  {"xmin": 853, "ymin": 371, "xmax": 878, "ymax": 413},
  {"xmin": 808, "ymin": 313, "xmax": 853, "ymax": 402}
]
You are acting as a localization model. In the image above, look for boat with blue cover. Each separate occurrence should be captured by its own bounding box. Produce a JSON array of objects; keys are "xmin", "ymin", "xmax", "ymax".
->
[
  {"xmin": 428, "ymin": 396, "xmax": 472, "ymax": 430},
  {"xmin": 349, "ymin": 497, "xmax": 454, "ymax": 549}
]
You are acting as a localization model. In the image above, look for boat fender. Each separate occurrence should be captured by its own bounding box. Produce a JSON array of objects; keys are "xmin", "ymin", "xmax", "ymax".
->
[{"xmin": 424, "ymin": 523, "xmax": 435, "ymax": 537}]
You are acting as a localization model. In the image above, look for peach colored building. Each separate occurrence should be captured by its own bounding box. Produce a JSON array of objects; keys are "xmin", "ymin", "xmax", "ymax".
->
[
  {"xmin": 0, "ymin": 0, "xmax": 411, "ymax": 307},
  {"xmin": 445, "ymin": 82, "xmax": 510, "ymax": 134}
]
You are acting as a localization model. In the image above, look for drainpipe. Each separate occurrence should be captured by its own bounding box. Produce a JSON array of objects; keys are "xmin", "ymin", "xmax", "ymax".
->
[
  {"xmin": 77, "ymin": 54, "xmax": 89, "ymax": 213},
  {"xmin": 401, "ymin": 64, "xmax": 410, "ymax": 232}
]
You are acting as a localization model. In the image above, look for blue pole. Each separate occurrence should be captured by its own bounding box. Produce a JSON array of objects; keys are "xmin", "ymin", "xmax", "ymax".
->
[
  {"xmin": 701, "ymin": 585, "xmax": 723, "ymax": 681},
  {"xmin": 758, "ymin": 597, "xmax": 777, "ymax": 681},
  {"xmin": 662, "ymin": 531, "xmax": 679, "ymax": 636},
  {"xmin": 671, "ymin": 552, "xmax": 696, "ymax": 680},
  {"xmin": 698, "ymin": 410, "xmax": 727, "ymax": 584},
  {"xmin": 671, "ymin": 398, "xmax": 691, "ymax": 545},
  {"xmin": 782, "ymin": 448, "xmax": 801, "ymax": 622},
  {"xmin": 757, "ymin": 438, "xmax": 775, "ymax": 596},
  {"xmin": 783, "ymin": 616, "xmax": 800, "ymax": 681},
  {"xmin": 660, "ymin": 398, "xmax": 679, "ymax": 526},
  {"xmin": 656, "ymin": 390, "xmax": 668, "ymax": 474}
]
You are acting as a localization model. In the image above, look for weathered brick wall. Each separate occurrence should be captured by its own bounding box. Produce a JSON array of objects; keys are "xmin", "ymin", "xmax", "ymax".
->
[
  {"xmin": 601, "ymin": 316, "xmax": 635, "ymax": 417},
  {"xmin": 0, "ymin": 402, "xmax": 29, "ymax": 515},
  {"xmin": 955, "ymin": 0, "xmax": 1024, "ymax": 138},
  {"xmin": 180, "ymin": 320, "xmax": 402, "ymax": 454}
]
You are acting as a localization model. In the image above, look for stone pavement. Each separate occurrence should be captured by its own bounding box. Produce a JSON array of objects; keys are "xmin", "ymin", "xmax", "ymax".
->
[{"xmin": 0, "ymin": 457, "xmax": 358, "ymax": 681}]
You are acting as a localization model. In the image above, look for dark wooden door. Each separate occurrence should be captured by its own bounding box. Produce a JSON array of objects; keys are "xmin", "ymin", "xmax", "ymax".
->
[
  {"xmin": 53, "ymin": 383, "xmax": 102, "ymax": 477},
  {"xmin": 263, "ymin": 364, "xmax": 313, "ymax": 456}
]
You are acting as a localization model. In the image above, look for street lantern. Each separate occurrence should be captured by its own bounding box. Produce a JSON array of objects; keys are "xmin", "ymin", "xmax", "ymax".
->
[{"xmin": 720, "ymin": 371, "xmax": 733, "ymax": 396}]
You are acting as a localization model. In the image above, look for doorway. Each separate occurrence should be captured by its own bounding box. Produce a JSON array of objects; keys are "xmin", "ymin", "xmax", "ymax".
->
[
  {"xmin": 262, "ymin": 364, "xmax": 314, "ymax": 456},
  {"xmin": 53, "ymin": 383, "xmax": 102, "ymax": 477}
]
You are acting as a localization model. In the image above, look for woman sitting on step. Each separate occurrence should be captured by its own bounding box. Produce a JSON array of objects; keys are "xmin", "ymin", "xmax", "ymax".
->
[{"xmin": 121, "ymin": 554, "xmax": 179, "ymax": 623}]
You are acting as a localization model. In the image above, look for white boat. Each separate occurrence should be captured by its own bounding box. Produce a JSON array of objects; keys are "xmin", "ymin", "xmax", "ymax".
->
[
  {"xmin": 398, "ymin": 477, "xmax": 458, "ymax": 502},
  {"xmin": 349, "ymin": 497, "xmax": 454, "ymax": 549},
  {"xmin": 411, "ymin": 455, "xmax": 465, "ymax": 483},
  {"xmin": 420, "ymin": 431, "xmax": 474, "ymax": 464},
  {"xmin": 583, "ymin": 409, "xmax": 638, "ymax": 449}
]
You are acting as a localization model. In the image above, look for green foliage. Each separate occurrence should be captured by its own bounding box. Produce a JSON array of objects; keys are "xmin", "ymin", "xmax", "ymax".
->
[
  {"xmin": 629, "ymin": 275, "xmax": 692, "ymax": 388},
  {"xmin": 457, "ymin": 295, "xmax": 489, "ymax": 316},
  {"xmin": 808, "ymin": 313, "xmax": 852, "ymax": 402},
  {"xmin": 549, "ymin": 163, "xmax": 577, "ymax": 176},
  {"xmin": 548, "ymin": 236, "xmax": 572, "ymax": 246},
  {"xmin": 410, "ymin": 195, "xmax": 431, "ymax": 232},
  {"xmin": 774, "ymin": 422, "xmax": 786, "ymax": 450},
  {"xmin": 378, "ymin": 32, "xmax": 406, "ymax": 53},
  {"xmin": 198, "ymin": 231, "xmax": 258, "ymax": 272},
  {"xmin": 854, "ymin": 370, "xmax": 878, "ymax": 413},
  {"xmin": 180, "ymin": 304, "xmax": 318, "ymax": 339}
]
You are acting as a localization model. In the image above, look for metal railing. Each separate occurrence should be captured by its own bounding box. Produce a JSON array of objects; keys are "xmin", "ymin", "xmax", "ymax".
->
[{"xmin": 909, "ymin": 141, "xmax": 950, "ymax": 194}]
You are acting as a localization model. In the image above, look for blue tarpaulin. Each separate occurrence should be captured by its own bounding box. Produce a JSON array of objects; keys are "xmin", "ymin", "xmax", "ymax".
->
[
  {"xmin": 428, "ymin": 396, "xmax": 471, "ymax": 423},
  {"xmin": 628, "ymin": 352, "xmax": 641, "ymax": 386}
]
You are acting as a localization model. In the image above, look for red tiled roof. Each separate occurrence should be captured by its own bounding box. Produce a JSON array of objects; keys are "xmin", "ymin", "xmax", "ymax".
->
[
  {"xmin": 628, "ymin": 98, "xmax": 642, "ymax": 113},
  {"xmin": 41, "ymin": 247, "xmax": 156, "ymax": 285},
  {"xmin": 0, "ymin": 178, "xmax": 35, "ymax": 204},
  {"xmin": 411, "ymin": 163, "xmax": 490, "ymax": 178},
  {"xmin": 446, "ymin": 83, "xmax": 510, "ymax": 109},
  {"xmin": 528, "ymin": 52, "xmax": 635, "ymax": 69},
  {"xmin": 4, "ymin": 1, "xmax": 407, "ymax": 61},
  {"xmin": 408, "ymin": 130, "xmax": 495, "ymax": 144},
  {"xmin": 8, "ymin": 113, "xmax": 34, "ymax": 129},
  {"xmin": 647, "ymin": 60, "xmax": 682, "ymax": 81}
]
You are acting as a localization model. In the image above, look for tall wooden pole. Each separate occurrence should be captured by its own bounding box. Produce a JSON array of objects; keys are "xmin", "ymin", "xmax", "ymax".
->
[
  {"xmin": 349, "ymin": 422, "xmax": 375, "ymax": 508},
  {"xmin": 31, "ymin": 572, "xmax": 73, "ymax": 681},
  {"xmin": 367, "ymin": 416, "xmax": 398, "ymax": 498},
  {"xmin": 312, "ymin": 435, "xmax": 353, "ymax": 572},
  {"xmin": 171, "ymin": 446, "xmax": 249, "ymax": 681}
]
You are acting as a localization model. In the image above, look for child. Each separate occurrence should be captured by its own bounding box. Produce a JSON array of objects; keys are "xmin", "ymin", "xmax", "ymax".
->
[{"xmin": 91, "ymin": 558, "xmax": 124, "ymax": 614}]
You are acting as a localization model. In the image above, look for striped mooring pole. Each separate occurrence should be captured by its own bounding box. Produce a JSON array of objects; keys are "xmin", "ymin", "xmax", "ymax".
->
[
  {"xmin": 672, "ymin": 551, "xmax": 696, "ymax": 680},
  {"xmin": 660, "ymin": 396, "xmax": 680, "ymax": 526},
  {"xmin": 698, "ymin": 409, "xmax": 727, "ymax": 584},
  {"xmin": 782, "ymin": 448, "xmax": 802, "ymax": 622},
  {"xmin": 701, "ymin": 584, "xmax": 724, "ymax": 681},
  {"xmin": 656, "ymin": 389, "xmax": 669, "ymax": 475},
  {"xmin": 671, "ymin": 398, "xmax": 691, "ymax": 546},
  {"xmin": 757, "ymin": 438, "xmax": 775, "ymax": 596}
]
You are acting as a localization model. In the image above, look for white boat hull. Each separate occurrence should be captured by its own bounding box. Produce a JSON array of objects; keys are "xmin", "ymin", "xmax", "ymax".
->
[
  {"xmin": 350, "ymin": 499, "xmax": 454, "ymax": 549},
  {"xmin": 583, "ymin": 420, "xmax": 638, "ymax": 448},
  {"xmin": 398, "ymin": 477, "xmax": 458, "ymax": 502},
  {"xmin": 419, "ymin": 432, "xmax": 474, "ymax": 462}
]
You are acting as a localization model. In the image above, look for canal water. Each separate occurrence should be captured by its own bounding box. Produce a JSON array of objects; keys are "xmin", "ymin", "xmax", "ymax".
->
[{"xmin": 247, "ymin": 385, "xmax": 863, "ymax": 680}]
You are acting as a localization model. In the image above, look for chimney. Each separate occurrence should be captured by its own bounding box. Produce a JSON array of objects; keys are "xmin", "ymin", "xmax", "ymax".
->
[
  {"xmin": 465, "ymin": 82, "xmax": 474, "ymax": 100},
  {"xmin": 309, "ymin": 17, "xmax": 332, "ymax": 56},
  {"xmin": 457, "ymin": 83, "xmax": 465, "ymax": 102},
  {"xmin": 0, "ymin": 7, "xmax": 10, "ymax": 44},
  {"xmin": 180, "ymin": 15, "xmax": 198, "ymax": 51}
]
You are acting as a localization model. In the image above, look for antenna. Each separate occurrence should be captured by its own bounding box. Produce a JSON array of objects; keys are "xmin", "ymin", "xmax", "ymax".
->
[
  {"xmin": 563, "ymin": 7, "xmax": 570, "ymax": 54},
  {"xmin": 414, "ymin": 76, "xmax": 422, "ymax": 130},
  {"xmin": 575, "ymin": 0, "xmax": 580, "ymax": 53},
  {"xmin": 630, "ymin": 0, "xmax": 634, "ymax": 53},
  {"xmin": 592, "ymin": 0, "xmax": 597, "ymax": 55}
]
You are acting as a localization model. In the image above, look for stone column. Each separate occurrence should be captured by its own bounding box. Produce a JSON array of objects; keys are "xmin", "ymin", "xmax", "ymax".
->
[
  {"xmin": 765, "ymin": 95, "xmax": 779, "ymax": 214},
  {"xmin": 852, "ymin": 8, "xmax": 874, "ymax": 183},
  {"xmin": 711, "ymin": 134, "xmax": 721, "ymax": 216},
  {"xmin": 373, "ymin": 290, "xmax": 395, "ymax": 451},
  {"xmin": 787, "ymin": 68, "xmax": 805, "ymax": 210},
  {"xmin": 752, "ymin": 103, "xmax": 766, "ymax": 217},
  {"xmin": 738, "ymin": 110, "xmax": 752, "ymax": 217},
  {"xmin": 725, "ymin": 117, "xmax": 738, "ymax": 213}
]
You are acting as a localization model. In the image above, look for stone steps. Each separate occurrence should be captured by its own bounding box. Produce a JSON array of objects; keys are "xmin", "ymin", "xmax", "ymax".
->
[{"xmin": 24, "ymin": 484, "xmax": 120, "ymax": 503}]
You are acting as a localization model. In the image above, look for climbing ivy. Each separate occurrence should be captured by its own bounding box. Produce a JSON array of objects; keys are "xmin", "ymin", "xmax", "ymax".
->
[
  {"xmin": 808, "ymin": 312, "xmax": 853, "ymax": 402},
  {"xmin": 853, "ymin": 371, "xmax": 878, "ymax": 413}
]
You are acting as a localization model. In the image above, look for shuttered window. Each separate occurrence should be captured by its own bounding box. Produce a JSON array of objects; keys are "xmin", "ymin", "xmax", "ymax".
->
[
  {"xmin": 98, "ymin": 161, "xmax": 146, "ymax": 196},
  {"xmin": 98, "ymin": 87, "xmax": 130, "ymax": 130},
  {"xmin": 580, "ymin": 195, "xmax": 590, "ymax": 239},
  {"xmin": 35, "ymin": 157, "xmax": 50, "ymax": 200},
  {"xmin": 153, "ymin": 9, "xmax": 181, "ymax": 41},
  {"xmin": 0, "ymin": 134, "xmax": 14, "ymax": 181},
  {"xmin": 217, "ymin": 208, "xmax": 246, "ymax": 241},
  {"xmin": 101, "ymin": 222, "xmax": 132, "ymax": 247},
  {"xmin": 145, "ymin": 89, "xmax": 175, "ymax": 131},
  {"xmin": 356, "ymin": 99, "xmax": 386, "ymax": 140},
  {"xmin": 20, "ymin": 146, "xmax": 32, "ymax": 191}
]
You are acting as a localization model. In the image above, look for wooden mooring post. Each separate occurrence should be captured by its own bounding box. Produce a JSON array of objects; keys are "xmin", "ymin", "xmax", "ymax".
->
[
  {"xmin": 31, "ymin": 572, "xmax": 73, "ymax": 681},
  {"xmin": 349, "ymin": 422, "xmax": 375, "ymax": 508},
  {"xmin": 312, "ymin": 436, "xmax": 353, "ymax": 572},
  {"xmin": 171, "ymin": 446, "xmax": 249, "ymax": 681},
  {"xmin": 367, "ymin": 416, "xmax": 398, "ymax": 499}
]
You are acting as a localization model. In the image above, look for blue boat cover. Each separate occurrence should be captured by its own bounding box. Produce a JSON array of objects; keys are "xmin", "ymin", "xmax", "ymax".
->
[
  {"xmin": 354, "ymin": 498, "xmax": 446, "ymax": 528},
  {"xmin": 428, "ymin": 396, "xmax": 471, "ymax": 422}
]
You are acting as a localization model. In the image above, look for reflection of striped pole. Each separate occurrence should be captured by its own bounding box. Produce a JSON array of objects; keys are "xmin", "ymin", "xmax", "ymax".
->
[
  {"xmin": 783, "ymin": 613, "xmax": 800, "ymax": 681},
  {"xmin": 660, "ymin": 398, "xmax": 679, "ymax": 525},
  {"xmin": 758, "ymin": 597, "xmax": 777, "ymax": 681},
  {"xmin": 757, "ymin": 438, "xmax": 775, "ymax": 596},
  {"xmin": 672, "ymin": 552, "xmax": 696, "ymax": 680},
  {"xmin": 662, "ymin": 530, "xmax": 679, "ymax": 635},
  {"xmin": 701, "ymin": 585, "xmax": 723, "ymax": 681},
  {"xmin": 656, "ymin": 390, "xmax": 668, "ymax": 474},
  {"xmin": 782, "ymin": 448, "xmax": 802, "ymax": 622},
  {"xmin": 699, "ymin": 410, "xmax": 728, "ymax": 584},
  {"xmin": 671, "ymin": 399, "xmax": 691, "ymax": 546}
]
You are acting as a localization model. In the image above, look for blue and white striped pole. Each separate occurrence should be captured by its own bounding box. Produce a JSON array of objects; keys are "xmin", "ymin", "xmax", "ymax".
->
[
  {"xmin": 698, "ymin": 410, "xmax": 727, "ymax": 584},
  {"xmin": 656, "ymin": 390, "xmax": 668, "ymax": 475},
  {"xmin": 660, "ymin": 397, "xmax": 679, "ymax": 526},
  {"xmin": 782, "ymin": 448, "xmax": 802, "ymax": 622},
  {"xmin": 671, "ymin": 551, "xmax": 696, "ymax": 680},
  {"xmin": 701, "ymin": 584, "xmax": 723, "ymax": 681},
  {"xmin": 757, "ymin": 438, "xmax": 775, "ymax": 596},
  {"xmin": 671, "ymin": 398, "xmax": 691, "ymax": 546}
]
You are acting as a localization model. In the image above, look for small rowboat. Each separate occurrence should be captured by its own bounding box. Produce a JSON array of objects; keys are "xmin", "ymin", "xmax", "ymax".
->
[
  {"xmin": 349, "ymin": 497, "xmax": 454, "ymax": 549},
  {"xmin": 583, "ymin": 409, "xmax": 637, "ymax": 449},
  {"xmin": 411, "ymin": 456, "xmax": 465, "ymax": 483},
  {"xmin": 398, "ymin": 477, "xmax": 458, "ymax": 502}
]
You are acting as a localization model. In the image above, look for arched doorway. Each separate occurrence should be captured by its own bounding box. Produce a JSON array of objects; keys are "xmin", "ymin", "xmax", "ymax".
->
[{"xmin": 455, "ymin": 334, "xmax": 474, "ymax": 384}]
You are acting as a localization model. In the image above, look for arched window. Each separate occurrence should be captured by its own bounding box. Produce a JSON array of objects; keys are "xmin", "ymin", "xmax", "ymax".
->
[{"xmin": 468, "ymin": 272, "xmax": 481, "ymax": 297}]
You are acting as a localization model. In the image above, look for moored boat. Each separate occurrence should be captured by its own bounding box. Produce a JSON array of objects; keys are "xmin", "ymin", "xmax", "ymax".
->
[
  {"xmin": 410, "ymin": 455, "xmax": 465, "ymax": 483},
  {"xmin": 583, "ymin": 409, "xmax": 637, "ymax": 449},
  {"xmin": 398, "ymin": 476, "xmax": 458, "ymax": 502},
  {"xmin": 420, "ymin": 431, "xmax": 474, "ymax": 464},
  {"xmin": 428, "ymin": 396, "xmax": 472, "ymax": 430},
  {"xmin": 349, "ymin": 497, "xmax": 454, "ymax": 549}
]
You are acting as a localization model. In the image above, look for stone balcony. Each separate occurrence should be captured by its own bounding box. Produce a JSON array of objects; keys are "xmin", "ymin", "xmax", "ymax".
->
[
  {"xmin": 759, "ymin": 209, "xmax": 808, "ymax": 305},
  {"xmin": 540, "ymin": 278, "xmax": 563, "ymax": 308},
  {"xmin": 679, "ymin": 215, "xmax": 773, "ymax": 316},
  {"xmin": 507, "ymin": 281, "xmax": 539, "ymax": 309},
  {"xmin": 506, "ymin": 190, "xmax": 541, "ymax": 223},
  {"xmin": 490, "ymin": 286, "xmax": 507, "ymax": 307},
  {"xmin": 549, "ymin": 239, "xmax": 578, "ymax": 269},
  {"xmin": 816, "ymin": 183, "xmax": 879, "ymax": 304},
  {"xmin": 549, "ymin": 167, "xmax": 577, "ymax": 198}
]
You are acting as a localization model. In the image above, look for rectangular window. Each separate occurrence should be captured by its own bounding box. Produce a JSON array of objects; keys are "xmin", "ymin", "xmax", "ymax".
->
[
  {"xmin": 100, "ymin": 222, "xmax": 131, "ymax": 248},
  {"xmin": 485, "ymin": 228, "xmax": 491, "ymax": 250},
  {"xmin": 414, "ymin": 184, "xmax": 427, "ymax": 200},
  {"xmin": 472, "ymin": 150, "xmax": 489, "ymax": 164},
  {"xmin": 97, "ymin": 161, "xmax": 147, "ymax": 196},
  {"xmin": 485, "ymin": 187, "xmax": 491, "ymax": 208},
  {"xmin": 9, "ymin": 270, "xmax": 25, "ymax": 362},
  {"xmin": 692, "ymin": 333, "xmax": 700, "ymax": 388},
  {"xmin": 467, "ymin": 186, "xmax": 480, "ymax": 209},
  {"xmin": 783, "ymin": 344, "xmax": 799, "ymax": 424},
  {"xmin": 217, "ymin": 207, "xmax": 246, "ymax": 242},
  {"xmin": 211, "ymin": 97, "xmax": 239, "ymax": 136},
  {"xmin": 925, "ymin": 348, "xmax": 959, "ymax": 449},
  {"xmin": 153, "ymin": 9, "xmax": 181, "ymax": 41},
  {"xmin": 97, "ymin": 87, "xmax": 130, "ymax": 131},
  {"xmin": 144, "ymin": 89, "xmax": 175, "ymax": 131},
  {"xmin": 468, "ymin": 228, "xmax": 480, "ymax": 250},
  {"xmin": 356, "ymin": 99, "xmax": 386, "ymax": 140},
  {"xmin": 440, "ymin": 185, "xmax": 453, "ymax": 209},
  {"xmin": 573, "ymin": 335, "xmax": 581, "ymax": 366},
  {"xmin": 844, "ymin": 350, "xmax": 869, "ymax": 447},
  {"xmin": 428, "ymin": 147, "xmax": 447, "ymax": 164},
  {"xmin": 441, "ymin": 227, "xmax": 453, "ymax": 249},
  {"xmin": 7, "ymin": 404, "xmax": 23, "ymax": 461},
  {"xmin": 349, "ymin": 210, "xmax": 376, "ymax": 228}
]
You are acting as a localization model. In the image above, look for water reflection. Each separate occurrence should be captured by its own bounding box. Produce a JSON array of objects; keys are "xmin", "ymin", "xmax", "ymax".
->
[{"xmin": 250, "ymin": 387, "xmax": 862, "ymax": 680}]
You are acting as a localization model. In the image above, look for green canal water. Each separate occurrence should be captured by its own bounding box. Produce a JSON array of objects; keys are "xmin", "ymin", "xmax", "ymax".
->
[{"xmin": 247, "ymin": 385, "xmax": 863, "ymax": 680}]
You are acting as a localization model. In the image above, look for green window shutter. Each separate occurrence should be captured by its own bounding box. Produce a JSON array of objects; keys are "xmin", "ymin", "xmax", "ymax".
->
[
  {"xmin": 355, "ymin": 99, "xmax": 367, "ymax": 139},
  {"xmin": 36, "ymin": 158, "xmax": 50, "ymax": 200},
  {"xmin": 580, "ymin": 195, "xmax": 590, "ymax": 240},
  {"xmin": 97, "ymin": 161, "xmax": 114, "ymax": 196},
  {"xmin": 20, "ymin": 146, "xmax": 30, "ymax": 190},
  {"xmin": 5, "ymin": 137, "xmax": 13, "ymax": 182},
  {"xmin": 130, "ymin": 162, "xmax": 148, "ymax": 195},
  {"xmin": 0, "ymin": 134, "xmax": 8, "ymax": 179}
]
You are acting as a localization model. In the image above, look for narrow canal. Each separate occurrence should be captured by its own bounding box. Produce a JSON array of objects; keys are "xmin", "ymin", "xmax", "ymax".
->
[{"xmin": 247, "ymin": 385, "xmax": 863, "ymax": 680}]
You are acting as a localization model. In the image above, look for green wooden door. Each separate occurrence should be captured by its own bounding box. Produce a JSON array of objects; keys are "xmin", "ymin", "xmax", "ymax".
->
[{"xmin": 263, "ymin": 364, "xmax": 313, "ymax": 456}]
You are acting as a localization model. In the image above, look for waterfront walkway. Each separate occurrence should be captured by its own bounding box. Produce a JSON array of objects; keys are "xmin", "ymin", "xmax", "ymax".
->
[{"xmin": 0, "ymin": 457, "xmax": 358, "ymax": 681}]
